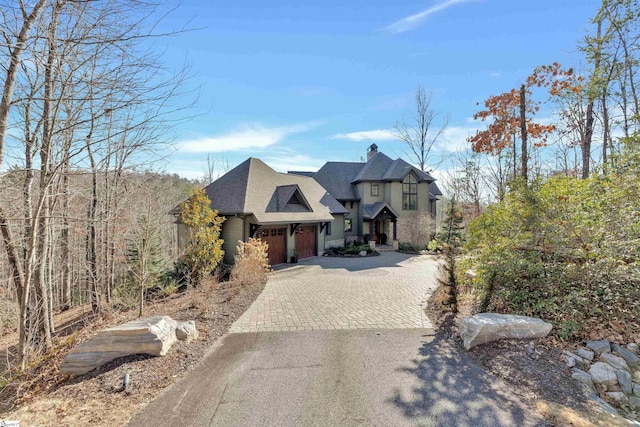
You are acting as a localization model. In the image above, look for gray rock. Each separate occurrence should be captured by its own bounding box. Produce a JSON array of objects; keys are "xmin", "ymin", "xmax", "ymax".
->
[
  {"xmin": 628, "ymin": 343, "xmax": 640, "ymax": 353},
  {"xmin": 635, "ymin": 371, "xmax": 640, "ymax": 382},
  {"xmin": 525, "ymin": 344, "xmax": 535, "ymax": 355},
  {"xmin": 631, "ymin": 396, "xmax": 640, "ymax": 410},
  {"xmin": 566, "ymin": 356, "xmax": 576, "ymax": 368},
  {"xmin": 617, "ymin": 369, "xmax": 633, "ymax": 395},
  {"xmin": 60, "ymin": 316, "xmax": 179, "ymax": 375},
  {"xmin": 175, "ymin": 320, "xmax": 199, "ymax": 342},
  {"xmin": 571, "ymin": 368, "xmax": 594, "ymax": 387},
  {"xmin": 359, "ymin": 250, "xmax": 367, "ymax": 257},
  {"xmin": 587, "ymin": 339, "xmax": 611, "ymax": 355},
  {"xmin": 613, "ymin": 343, "xmax": 640, "ymax": 368},
  {"xmin": 606, "ymin": 391, "xmax": 629, "ymax": 404},
  {"xmin": 577, "ymin": 348, "xmax": 595, "ymax": 361},
  {"xmin": 601, "ymin": 352, "xmax": 631, "ymax": 372},
  {"xmin": 634, "ymin": 383, "xmax": 640, "ymax": 397},
  {"xmin": 564, "ymin": 350, "xmax": 588, "ymax": 368},
  {"xmin": 592, "ymin": 395, "xmax": 619, "ymax": 415},
  {"xmin": 459, "ymin": 313, "xmax": 553, "ymax": 350},
  {"xmin": 590, "ymin": 362, "xmax": 618, "ymax": 385}
]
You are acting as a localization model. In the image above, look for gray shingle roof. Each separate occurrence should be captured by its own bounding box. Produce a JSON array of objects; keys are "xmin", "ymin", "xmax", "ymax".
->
[
  {"xmin": 351, "ymin": 152, "xmax": 434, "ymax": 183},
  {"xmin": 351, "ymin": 152, "xmax": 394, "ymax": 182},
  {"xmin": 200, "ymin": 158, "xmax": 346, "ymax": 223},
  {"xmin": 311, "ymin": 162, "xmax": 364, "ymax": 201},
  {"xmin": 429, "ymin": 181, "xmax": 443, "ymax": 196},
  {"xmin": 362, "ymin": 202, "xmax": 399, "ymax": 220}
]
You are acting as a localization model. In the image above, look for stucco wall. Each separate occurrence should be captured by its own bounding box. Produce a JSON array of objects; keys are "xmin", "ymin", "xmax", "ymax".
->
[{"xmin": 221, "ymin": 216, "xmax": 244, "ymax": 264}]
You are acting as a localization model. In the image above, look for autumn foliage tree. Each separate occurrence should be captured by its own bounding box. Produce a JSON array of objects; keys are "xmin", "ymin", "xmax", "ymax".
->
[
  {"xmin": 180, "ymin": 188, "xmax": 225, "ymax": 286},
  {"xmin": 468, "ymin": 63, "xmax": 582, "ymax": 182}
]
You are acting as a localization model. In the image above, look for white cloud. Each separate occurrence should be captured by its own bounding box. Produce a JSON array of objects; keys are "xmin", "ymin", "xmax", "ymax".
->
[
  {"xmin": 178, "ymin": 122, "xmax": 315, "ymax": 153},
  {"xmin": 381, "ymin": 0, "xmax": 476, "ymax": 35},
  {"xmin": 263, "ymin": 154, "xmax": 326, "ymax": 173},
  {"xmin": 434, "ymin": 126, "xmax": 478, "ymax": 153},
  {"xmin": 331, "ymin": 129, "xmax": 397, "ymax": 142},
  {"xmin": 489, "ymin": 71, "xmax": 501, "ymax": 78}
]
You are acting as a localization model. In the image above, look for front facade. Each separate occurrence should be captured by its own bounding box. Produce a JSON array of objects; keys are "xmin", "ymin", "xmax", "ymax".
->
[
  {"xmin": 297, "ymin": 144, "xmax": 442, "ymax": 246},
  {"xmin": 176, "ymin": 145, "xmax": 442, "ymax": 265}
]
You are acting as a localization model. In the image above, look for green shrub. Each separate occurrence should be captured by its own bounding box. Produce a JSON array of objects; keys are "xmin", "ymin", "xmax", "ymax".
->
[{"xmin": 464, "ymin": 147, "xmax": 640, "ymax": 342}]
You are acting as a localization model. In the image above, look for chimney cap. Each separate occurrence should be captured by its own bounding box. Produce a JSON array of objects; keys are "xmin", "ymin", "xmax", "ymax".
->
[{"xmin": 368, "ymin": 143, "xmax": 379, "ymax": 152}]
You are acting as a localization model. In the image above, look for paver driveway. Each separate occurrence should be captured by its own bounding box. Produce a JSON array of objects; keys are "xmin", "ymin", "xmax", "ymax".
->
[{"xmin": 229, "ymin": 251, "xmax": 439, "ymax": 333}]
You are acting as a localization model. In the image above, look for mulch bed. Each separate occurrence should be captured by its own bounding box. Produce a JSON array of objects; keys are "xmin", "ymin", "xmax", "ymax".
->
[{"xmin": 1, "ymin": 280, "xmax": 265, "ymax": 426}]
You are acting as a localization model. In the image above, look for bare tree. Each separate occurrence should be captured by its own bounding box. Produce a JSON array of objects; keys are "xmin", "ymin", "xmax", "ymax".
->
[{"xmin": 395, "ymin": 86, "xmax": 449, "ymax": 172}]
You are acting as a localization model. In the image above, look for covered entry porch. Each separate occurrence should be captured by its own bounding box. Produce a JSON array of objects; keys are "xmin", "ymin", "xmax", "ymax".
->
[{"xmin": 363, "ymin": 202, "xmax": 398, "ymax": 245}]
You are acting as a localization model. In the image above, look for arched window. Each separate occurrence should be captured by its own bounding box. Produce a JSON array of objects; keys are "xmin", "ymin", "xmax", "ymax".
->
[{"xmin": 402, "ymin": 174, "xmax": 417, "ymax": 210}]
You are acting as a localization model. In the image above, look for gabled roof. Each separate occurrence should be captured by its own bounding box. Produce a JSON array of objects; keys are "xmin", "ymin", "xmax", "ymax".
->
[
  {"xmin": 311, "ymin": 161, "xmax": 364, "ymax": 201},
  {"xmin": 362, "ymin": 202, "xmax": 399, "ymax": 220},
  {"xmin": 351, "ymin": 152, "xmax": 394, "ymax": 182},
  {"xmin": 351, "ymin": 152, "xmax": 435, "ymax": 183},
  {"xmin": 266, "ymin": 185, "xmax": 312, "ymax": 213},
  {"xmin": 201, "ymin": 158, "xmax": 347, "ymax": 223}
]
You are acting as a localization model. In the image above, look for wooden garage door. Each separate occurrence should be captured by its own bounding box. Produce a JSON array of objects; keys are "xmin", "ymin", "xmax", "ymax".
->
[
  {"xmin": 295, "ymin": 225, "xmax": 317, "ymax": 259},
  {"xmin": 258, "ymin": 228, "xmax": 286, "ymax": 265}
]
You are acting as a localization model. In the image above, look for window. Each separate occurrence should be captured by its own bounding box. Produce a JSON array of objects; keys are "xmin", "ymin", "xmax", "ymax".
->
[
  {"xmin": 325, "ymin": 222, "xmax": 331, "ymax": 235},
  {"xmin": 371, "ymin": 184, "xmax": 379, "ymax": 197},
  {"xmin": 402, "ymin": 174, "xmax": 418, "ymax": 210},
  {"xmin": 344, "ymin": 218, "xmax": 352, "ymax": 232}
]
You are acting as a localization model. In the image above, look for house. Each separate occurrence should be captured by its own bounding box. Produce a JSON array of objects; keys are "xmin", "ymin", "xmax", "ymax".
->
[
  {"xmin": 176, "ymin": 157, "xmax": 349, "ymax": 265},
  {"xmin": 292, "ymin": 144, "xmax": 442, "ymax": 246},
  {"xmin": 175, "ymin": 144, "xmax": 441, "ymax": 265}
]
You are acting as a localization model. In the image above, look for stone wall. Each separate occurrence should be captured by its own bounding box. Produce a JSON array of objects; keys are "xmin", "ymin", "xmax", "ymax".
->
[{"xmin": 396, "ymin": 213, "xmax": 436, "ymax": 248}]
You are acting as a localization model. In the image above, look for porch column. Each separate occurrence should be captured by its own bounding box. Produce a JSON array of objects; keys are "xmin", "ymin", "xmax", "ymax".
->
[
  {"xmin": 369, "ymin": 220, "xmax": 374, "ymax": 241},
  {"xmin": 393, "ymin": 220, "xmax": 397, "ymax": 241}
]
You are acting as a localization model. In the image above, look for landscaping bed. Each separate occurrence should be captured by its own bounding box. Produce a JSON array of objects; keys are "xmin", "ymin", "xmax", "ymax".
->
[{"xmin": 0, "ymin": 279, "xmax": 265, "ymax": 426}]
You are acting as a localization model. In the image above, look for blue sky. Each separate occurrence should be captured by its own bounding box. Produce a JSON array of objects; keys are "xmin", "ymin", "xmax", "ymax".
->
[{"xmin": 160, "ymin": 0, "xmax": 600, "ymax": 179}]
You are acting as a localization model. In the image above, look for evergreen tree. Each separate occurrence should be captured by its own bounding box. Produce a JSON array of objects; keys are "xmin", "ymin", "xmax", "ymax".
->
[
  {"xmin": 438, "ymin": 198, "xmax": 465, "ymax": 246},
  {"xmin": 436, "ymin": 198, "xmax": 465, "ymax": 313}
]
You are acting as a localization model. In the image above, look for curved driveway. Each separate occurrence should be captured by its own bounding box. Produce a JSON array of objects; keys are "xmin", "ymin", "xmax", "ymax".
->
[{"xmin": 229, "ymin": 252, "xmax": 438, "ymax": 333}]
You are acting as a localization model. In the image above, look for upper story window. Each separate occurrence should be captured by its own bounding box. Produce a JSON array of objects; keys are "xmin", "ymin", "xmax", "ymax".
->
[
  {"xmin": 402, "ymin": 174, "xmax": 418, "ymax": 210},
  {"xmin": 371, "ymin": 184, "xmax": 379, "ymax": 197}
]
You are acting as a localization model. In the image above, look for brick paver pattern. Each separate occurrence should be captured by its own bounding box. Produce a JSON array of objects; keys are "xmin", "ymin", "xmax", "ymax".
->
[{"xmin": 229, "ymin": 252, "xmax": 439, "ymax": 333}]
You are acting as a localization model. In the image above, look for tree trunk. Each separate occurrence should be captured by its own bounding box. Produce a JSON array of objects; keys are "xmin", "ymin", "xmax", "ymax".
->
[
  {"xmin": 61, "ymin": 170, "xmax": 72, "ymax": 309},
  {"xmin": 519, "ymin": 84, "xmax": 528, "ymax": 182}
]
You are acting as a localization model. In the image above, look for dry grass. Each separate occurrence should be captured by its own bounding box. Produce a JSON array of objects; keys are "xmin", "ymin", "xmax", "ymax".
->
[{"xmin": 536, "ymin": 400, "xmax": 631, "ymax": 427}]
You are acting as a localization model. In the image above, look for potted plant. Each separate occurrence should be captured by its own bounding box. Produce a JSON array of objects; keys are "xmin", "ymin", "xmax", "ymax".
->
[{"xmin": 290, "ymin": 249, "xmax": 298, "ymax": 264}]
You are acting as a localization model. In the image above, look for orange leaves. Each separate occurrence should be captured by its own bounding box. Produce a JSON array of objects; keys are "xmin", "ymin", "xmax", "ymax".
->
[
  {"xmin": 468, "ymin": 62, "xmax": 577, "ymax": 155},
  {"xmin": 467, "ymin": 89, "xmax": 522, "ymax": 155},
  {"xmin": 528, "ymin": 62, "xmax": 584, "ymax": 97}
]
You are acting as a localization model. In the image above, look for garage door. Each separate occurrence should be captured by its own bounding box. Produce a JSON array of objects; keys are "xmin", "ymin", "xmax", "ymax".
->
[
  {"xmin": 295, "ymin": 225, "xmax": 317, "ymax": 259},
  {"xmin": 258, "ymin": 228, "xmax": 286, "ymax": 265}
]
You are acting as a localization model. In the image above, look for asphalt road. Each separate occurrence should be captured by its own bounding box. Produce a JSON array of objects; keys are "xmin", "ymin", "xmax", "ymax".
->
[{"xmin": 128, "ymin": 328, "xmax": 546, "ymax": 427}]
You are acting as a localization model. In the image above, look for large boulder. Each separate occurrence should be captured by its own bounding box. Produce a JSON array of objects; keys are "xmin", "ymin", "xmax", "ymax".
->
[
  {"xmin": 459, "ymin": 313, "xmax": 553, "ymax": 350},
  {"xmin": 60, "ymin": 316, "xmax": 180, "ymax": 375}
]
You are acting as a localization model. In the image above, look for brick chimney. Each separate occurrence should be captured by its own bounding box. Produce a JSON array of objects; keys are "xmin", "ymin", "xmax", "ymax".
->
[{"xmin": 367, "ymin": 143, "xmax": 379, "ymax": 161}]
